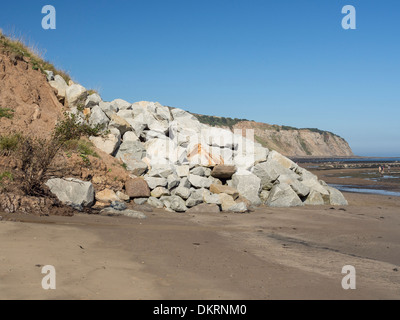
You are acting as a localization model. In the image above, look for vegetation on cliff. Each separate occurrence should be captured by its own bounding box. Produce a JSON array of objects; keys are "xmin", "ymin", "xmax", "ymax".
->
[{"xmin": 0, "ymin": 29, "xmax": 71, "ymax": 83}]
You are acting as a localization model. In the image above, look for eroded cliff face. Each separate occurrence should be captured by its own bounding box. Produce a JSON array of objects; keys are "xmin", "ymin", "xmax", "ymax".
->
[
  {"xmin": 0, "ymin": 52, "xmax": 63, "ymax": 138},
  {"xmin": 232, "ymin": 121, "xmax": 354, "ymax": 157}
]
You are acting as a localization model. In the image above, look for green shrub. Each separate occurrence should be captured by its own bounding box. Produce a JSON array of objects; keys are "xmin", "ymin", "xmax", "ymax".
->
[
  {"xmin": 0, "ymin": 133, "xmax": 22, "ymax": 155},
  {"xmin": 64, "ymin": 139, "xmax": 98, "ymax": 157},
  {"xmin": 16, "ymin": 136, "xmax": 62, "ymax": 196},
  {"xmin": 87, "ymin": 89, "xmax": 98, "ymax": 96},
  {"xmin": 63, "ymin": 138, "xmax": 99, "ymax": 167},
  {"xmin": 192, "ymin": 113, "xmax": 250, "ymax": 129},
  {"xmin": 0, "ymin": 110, "xmax": 104, "ymax": 195},
  {"xmin": 53, "ymin": 112, "xmax": 104, "ymax": 143},
  {"xmin": 0, "ymin": 107, "xmax": 15, "ymax": 119},
  {"xmin": 0, "ymin": 171, "xmax": 13, "ymax": 182},
  {"xmin": 77, "ymin": 140, "xmax": 98, "ymax": 158},
  {"xmin": 0, "ymin": 171, "xmax": 13, "ymax": 189}
]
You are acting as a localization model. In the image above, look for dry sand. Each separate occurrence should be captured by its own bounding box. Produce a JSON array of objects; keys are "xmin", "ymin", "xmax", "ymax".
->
[{"xmin": 0, "ymin": 190, "xmax": 399, "ymax": 300}]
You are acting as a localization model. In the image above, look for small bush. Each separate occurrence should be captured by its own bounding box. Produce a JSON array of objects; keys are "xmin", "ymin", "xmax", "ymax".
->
[
  {"xmin": 76, "ymin": 140, "xmax": 98, "ymax": 158},
  {"xmin": 87, "ymin": 89, "xmax": 98, "ymax": 96},
  {"xmin": 0, "ymin": 171, "xmax": 13, "ymax": 189},
  {"xmin": 64, "ymin": 139, "xmax": 99, "ymax": 166},
  {"xmin": 2, "ymin": 111, "xmax": 104, "ymax": 195},
  {"xmin": 0, "ymin": 133, "xmax": 22, "ymax": 155},
  {"xmin": 15, "ymin": 136, "xmax": 62, "ymax": 196},
  {"xmin": 53, "ymin": 112, "xmax": 104, "ymax": 143},
  {"xmin": 0, "ymin": 171, "xmax": 13, "ymax": 182},
  {"xmin": 0, "ymin": 107, "xmax": 15, "ymax": 119}
]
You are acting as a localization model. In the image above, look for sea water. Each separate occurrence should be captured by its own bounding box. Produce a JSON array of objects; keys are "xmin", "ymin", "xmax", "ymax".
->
[{"xmin": 329, "ymin": 184, "xmax": 400, "ymax": 197}]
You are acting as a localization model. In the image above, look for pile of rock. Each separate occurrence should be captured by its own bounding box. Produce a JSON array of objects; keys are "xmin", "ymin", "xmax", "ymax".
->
[{"xmin": 46, "ymin": 77, "xmax": 348, "ymax": 213}]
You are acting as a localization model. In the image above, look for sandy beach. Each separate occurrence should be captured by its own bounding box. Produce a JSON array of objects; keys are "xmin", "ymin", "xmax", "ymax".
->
[{"xmin": 0, "ymin": 189, "xmax": 399, "ymax": 300}]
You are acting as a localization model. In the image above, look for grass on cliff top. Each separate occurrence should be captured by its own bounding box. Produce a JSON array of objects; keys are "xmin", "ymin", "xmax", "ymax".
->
[
  {"xmin": 187, "ymin": 110, "xmax": 342, "ymax": 139},
  {"xmin": 0, "ymin": 29, "xmax": 71, "ymax": 83},
  {"xmin": 191, "ymin": 113, "xmax": 252, "ymax": 129}
]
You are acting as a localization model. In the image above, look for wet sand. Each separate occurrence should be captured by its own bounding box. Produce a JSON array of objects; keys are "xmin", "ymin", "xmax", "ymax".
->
[
  {"xmin": 309, "ymin": 167, "xmax": 400, "ymax": 192},
  {"xmin": 0, "ymin": 191, "xmax": 399, "ymax": 300}
]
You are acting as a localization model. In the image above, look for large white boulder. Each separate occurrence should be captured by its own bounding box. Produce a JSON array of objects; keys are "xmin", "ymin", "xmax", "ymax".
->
[
  {"xmin": 147, "ymin": 164, "xmax": 175, "ymax": 179},
  {"xmin": 186, "ymin": 188, "xmax": 205, "ymax": 207},
  {"xmin": 326, "ymin": 187, "xmax": 348, "ymax": 206},
  {"xmin": 252, "ymin": 161, "xmax": 280, "ymax": 190},
  {"xmin": 66, "ymin": 84, "xmax": 87, "ymax": 106},
  {"xmin": 304, "ymin": 190, "xmax": 325, "ymax": 205},
  {"xmin": 45, "ymin": 178, "xmax": 94, "ymax": 208},
  {"xmin": 89, "ymin": 105, "xmax": 110, "ymax": 128},
  {"xmin": 232, "ymin": 173, "xmax": 261, "ymax": 205},
  {"xmin": 115, "ymin": 141, "xmax": 147, "ymax": 175},
  {"xmin": 161, "ymin": 195, "xmax": 188, "ymax": 212},
  {"xmin": 170, "ymin": 108, "xmax": 205, "ymax": 133},
  {"xmin": 278, "ymin": 174, "xmax": 310, "ymax": 197},
  {"xmin": 267, "ymin": 150, "xmax": 298, "ymax": 171},
  {"xmin": 109, "ymin": 114, "xmax": 132, "ymax": 136},
  {"xmin": 266, "ymin": 183, "xmax": 304, "ymax": 207},
  {"xmin": 116, "ymin": 109, "xmax": 134, "ymax": 120},
  {"xmin": 99, "ymin": 101, "xmax": 118, "ymax": 118},
  {"xmin": 302, "ymin": 179, "xmax": 330, "ymax": 197},
  {"xmin": 49, "ymin": 75, "xmax": 68, "ymax": 99},
  {"xmin": 116, "ymin": 140, "xmax": 146, "ymax": 161},
  {"xmin": 200, "ymin": 127, "xmax": 237, "ymax": 149},
  {"xmin": 89, "ymin": 128, "xmax": 121, "ymax": 155},
  {"xmin": 123, "ymin": 131, "xmax": 139, "ymax": 142},
  {"xmin": 145, "ymin": 101, "xmax": 172, "ymax": 122},
  {"xmin": 186, "ymin": 143, "xmax": 225, "ymax": 167},
  {"xmin": 173, "ymin": 186, "xmax": 191, "ymax": 200},
  {"xmin": 111, "ymin": 98, "xmax": 131, "ymax": 111},
  {"xmin": 85, "ymin": 93, "xmax": 102, "ymax": 109},
  {"xmin": 188, "ymin": 174, "xmax": 212, "ymax": 189}
]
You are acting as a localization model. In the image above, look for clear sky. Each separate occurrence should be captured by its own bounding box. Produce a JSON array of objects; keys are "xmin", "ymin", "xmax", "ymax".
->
[{"xmin": 1, "ymin": 0, "xmax": 399, "ymax": 156}]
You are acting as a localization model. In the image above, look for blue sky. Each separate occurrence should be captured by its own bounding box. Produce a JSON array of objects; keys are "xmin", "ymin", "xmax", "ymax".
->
[{"xmin": 1, "ymin": 0, "xmax": 399, "ymax": 156}]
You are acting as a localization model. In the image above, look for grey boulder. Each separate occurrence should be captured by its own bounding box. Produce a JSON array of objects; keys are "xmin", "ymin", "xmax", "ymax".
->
[
  {"xmin": 185, "ymin": 189, "xmax": 204, "ymax": 208},
  {"xmin": 45, "ymin": 178, "xmax": 94, "ymax": 208},
  {"xmin": 188, "ymin": 174, "xmax": 212, "ymax": 189},
  {"xmin": 144, "ymin": 177, "xmax": 168, "ymax": 189},
  {"xmin": 232, "ymin": 173, "xmax": 261, "ymax": 206},
  {"xmin": 265, "ymin": 183, "xmax": 304, "ymax": 207},
  {"xmin": 89, "ymin": 105, "xmax": 110, "ymax": 128},
  {"xmin": 85, "ymin": 93, "xmax": 102, "ymax": 109},
  {"xmin": 326, "ymin": 187, "xmax": 348, "ymax": 206},
  {"xmin": 66, "ymin": 84, "xmax": 87, "ymax": 107},
  {"xmin": 161, "ymin": 196, "xmax": 188, "ymax": 212},
  {"xmin": 173, "ymin": 186, "xmax": 191, "ymax": 200}
]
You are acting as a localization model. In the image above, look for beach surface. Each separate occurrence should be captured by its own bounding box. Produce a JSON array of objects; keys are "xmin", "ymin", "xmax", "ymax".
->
[{"xmin": 0, "ymin": 189, "xmax": 399, "ymax": 300}]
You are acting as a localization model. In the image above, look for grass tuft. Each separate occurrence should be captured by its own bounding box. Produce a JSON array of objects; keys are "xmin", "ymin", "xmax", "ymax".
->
[
  {"xmin": 0, "ymin": 107, "xmax": 15, "ymax": 119},
  {"xmin": 0, "ymin": 133, "xmax": 23, "ymax": 155}
]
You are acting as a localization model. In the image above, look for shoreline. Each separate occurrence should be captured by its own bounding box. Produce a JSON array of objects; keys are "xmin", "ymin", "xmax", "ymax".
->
[
  {"xmin": 309, "ymin": 167, "xmax": 400, "ymax": 194},
  {"xmin": 290, "ymin": 156, "xmax": 400, "ymax": 160}
]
